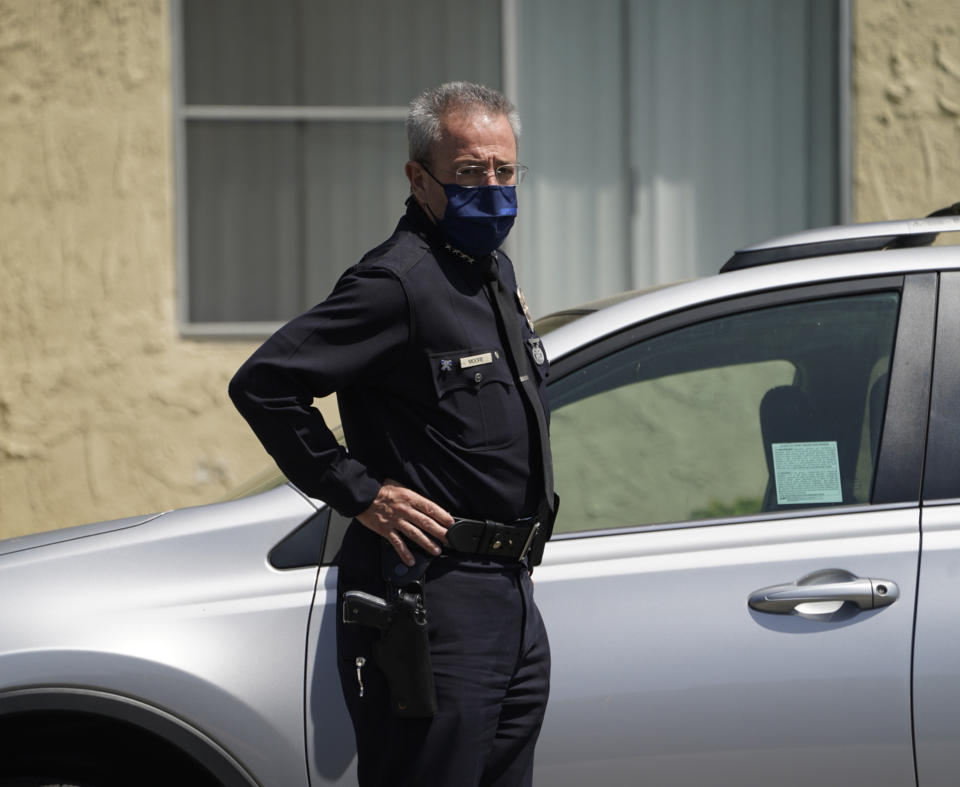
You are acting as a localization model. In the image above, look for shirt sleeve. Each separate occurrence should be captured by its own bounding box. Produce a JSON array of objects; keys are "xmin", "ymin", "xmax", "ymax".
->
[{"xmin": 228, "ymin": 266, "xmax": 409, "ymax": 516}]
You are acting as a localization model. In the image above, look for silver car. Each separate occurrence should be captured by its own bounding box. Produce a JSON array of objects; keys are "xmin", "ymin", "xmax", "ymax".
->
[{"xmin": 3, "ymin": 208, "xmax": 960, "ymax": 786}]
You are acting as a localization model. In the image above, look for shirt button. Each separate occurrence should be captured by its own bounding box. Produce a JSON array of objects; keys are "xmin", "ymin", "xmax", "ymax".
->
[{"xmin": 474, "ymin": 372, "xmax": 483, "ymax": 383}]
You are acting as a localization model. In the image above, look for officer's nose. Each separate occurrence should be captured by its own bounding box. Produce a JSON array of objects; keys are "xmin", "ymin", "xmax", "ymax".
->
[{"xmin": 482, "ymin": 169, "xmax": 499, "ymax": 186}]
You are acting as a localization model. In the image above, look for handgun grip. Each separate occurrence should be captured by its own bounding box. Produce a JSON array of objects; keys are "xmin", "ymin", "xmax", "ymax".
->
[{"xmin": 342, "ymin": 590, "xmax": 394, "ymax": 630}]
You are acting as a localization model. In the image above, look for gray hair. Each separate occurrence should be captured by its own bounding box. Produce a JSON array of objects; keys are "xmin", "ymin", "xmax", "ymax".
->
[{"xmin": 406, "ymin": 81, "xmax": 521, "ymax": 165}]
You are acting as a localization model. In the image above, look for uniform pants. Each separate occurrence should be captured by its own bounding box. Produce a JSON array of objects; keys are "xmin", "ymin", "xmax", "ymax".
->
[{"xmin": 336, "ymin": 555, "xmax": 551, "ymax": 787}]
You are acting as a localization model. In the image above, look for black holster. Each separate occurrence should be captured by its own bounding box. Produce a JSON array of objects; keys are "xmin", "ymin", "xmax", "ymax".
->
[
  {"xmin": 527, "ymin": 493, "xmax": 560, "ymax": 567},
  {"xmin": 372, "ymin": 582, "xmax": 437, "ymax": 717},
  {"xmin": 341, "ymin": 543, "xmax": 438, "ymax": 718}
]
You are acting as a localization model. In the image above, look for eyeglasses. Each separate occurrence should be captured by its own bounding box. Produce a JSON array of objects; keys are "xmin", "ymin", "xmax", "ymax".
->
[{"xmin": 453, "ymin": 164, "xmax": 529, "ymax": 188}]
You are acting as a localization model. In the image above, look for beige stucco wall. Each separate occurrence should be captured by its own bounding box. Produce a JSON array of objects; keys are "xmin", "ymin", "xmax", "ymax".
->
[
  {"xmin": 0, "ymin": 0, "xmax": 279, "ymax": 539},
  {"xmin": 0, "ymin": 0, "xmax": 957, "ymax": 540},
  {"xmin": 853, "ymin": 0, "xmax": 960, "ymax": 220}
]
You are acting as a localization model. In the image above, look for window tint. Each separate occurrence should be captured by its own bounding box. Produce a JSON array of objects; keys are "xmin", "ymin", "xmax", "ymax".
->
[{"xmin": 548, "ymin": 293, "xmax": 901, "ymax": 534}]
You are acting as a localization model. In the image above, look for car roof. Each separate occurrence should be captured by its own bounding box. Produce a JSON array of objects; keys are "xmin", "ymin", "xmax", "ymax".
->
[
  {"xmin": 721, "ymin": 203, "xmax": 960, "ymax": 271},
  {"xmin": 543, "ymin": 206, "xmax": 960, "ymax": 364}
]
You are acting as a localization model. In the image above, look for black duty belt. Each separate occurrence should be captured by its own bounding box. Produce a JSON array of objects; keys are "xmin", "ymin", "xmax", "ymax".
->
[{"xmin": 446, "ymin": 517, "xmax": 540, "ymax": 561}]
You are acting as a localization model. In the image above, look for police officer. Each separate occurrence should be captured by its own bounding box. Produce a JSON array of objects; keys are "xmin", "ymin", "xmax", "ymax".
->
[{"xmin": 229, "ymin": 81, "xmax": 554, "ymax": 787}]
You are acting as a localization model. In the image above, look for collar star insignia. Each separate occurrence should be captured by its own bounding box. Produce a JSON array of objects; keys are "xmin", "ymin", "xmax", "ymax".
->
[{"xmin": 444, "ymin": 243, "xmax": 475, "ymax": 263}]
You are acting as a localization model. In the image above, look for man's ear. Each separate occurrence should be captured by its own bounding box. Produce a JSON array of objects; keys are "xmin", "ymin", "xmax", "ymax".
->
[{"xmin": 405, "ymin": 161, "xmax": 428, "ymax": 205}]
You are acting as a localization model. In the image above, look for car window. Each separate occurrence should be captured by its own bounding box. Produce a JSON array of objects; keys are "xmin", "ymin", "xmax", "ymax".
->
[{"xmin": 548, "ymin": 292, "xmax": 901, "ymax": 534}]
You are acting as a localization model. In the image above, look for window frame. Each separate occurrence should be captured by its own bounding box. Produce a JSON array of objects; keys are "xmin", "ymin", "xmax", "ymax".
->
[
  {"xmin": 546, "ymin": 273, "xmax": 936, "ymax": 541},
  {"xmin": 922, "ymin": 271, "xmax": 960, "ymax": 503},
  {"xmin": 169, "ymin": 0, "xmax": 520, "ymax": 338}
]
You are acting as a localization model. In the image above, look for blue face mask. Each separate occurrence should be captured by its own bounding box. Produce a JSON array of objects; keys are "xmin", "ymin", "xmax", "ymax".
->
[{"xmin": 422, "ymin": 166, "xmax": 518, "ymax": 257}]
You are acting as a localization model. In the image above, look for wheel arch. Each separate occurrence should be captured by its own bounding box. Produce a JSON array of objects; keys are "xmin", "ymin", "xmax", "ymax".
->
[{"xmin": 0, "ymin": 686, "xmax": 261, "ymax": 787}]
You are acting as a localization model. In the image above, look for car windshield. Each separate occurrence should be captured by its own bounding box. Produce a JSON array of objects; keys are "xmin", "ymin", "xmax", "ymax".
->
[{"xmin": 533, "ymin": 287, "xmax": 672, "ymax": 335}]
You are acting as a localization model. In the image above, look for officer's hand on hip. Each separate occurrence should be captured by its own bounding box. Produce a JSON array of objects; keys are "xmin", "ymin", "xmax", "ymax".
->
[{"xmin": 357, "ymin": 479, "xmax": 454, "ymax": 567}]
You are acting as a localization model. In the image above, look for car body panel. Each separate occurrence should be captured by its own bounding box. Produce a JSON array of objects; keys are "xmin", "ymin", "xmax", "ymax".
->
[
  {"xmin": 535, "ymin": 508, "xmax": 919, "ymax": 786},
  {"xmin": 306, "ymin": 567, "xmax": 360, "ymax": 786},
  {"xmin": 0, "ymin": 512, "xmax": 164, "ymax": 558},
  {"xmin": 0, "ymin": 484, "xmax": 319, "ymax": 786},
  {"xmin": 912, "ymin": 502, "xmax": 960, "ymax": 786}
]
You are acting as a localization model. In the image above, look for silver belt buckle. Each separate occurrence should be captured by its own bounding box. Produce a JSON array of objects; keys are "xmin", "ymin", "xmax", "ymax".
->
[{"xmin": 518, "ymin": 521, "xmax": 540, "ymax": 561}]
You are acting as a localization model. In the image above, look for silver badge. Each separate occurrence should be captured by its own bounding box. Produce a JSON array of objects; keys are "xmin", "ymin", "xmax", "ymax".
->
[
  {"xmin": 529, "ymin": 338, "xmax": 546, "ymax": 366},
  {"xmin": 439, "ymin": 359, "xmax": 454, "ymax": 373}
]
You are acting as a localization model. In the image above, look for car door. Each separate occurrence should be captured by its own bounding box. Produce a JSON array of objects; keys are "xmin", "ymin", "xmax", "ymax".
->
[{"xmin": 534, "ymin": 274, "xmax": 934, "ymax": 786}]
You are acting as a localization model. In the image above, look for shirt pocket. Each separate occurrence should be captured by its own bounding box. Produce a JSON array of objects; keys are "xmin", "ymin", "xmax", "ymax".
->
[{"xmin": 427, "ymin": 348, "xmax": 526, "ymax": 451}]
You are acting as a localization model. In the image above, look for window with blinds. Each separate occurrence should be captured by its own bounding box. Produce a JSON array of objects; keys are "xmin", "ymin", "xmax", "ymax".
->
[{"xmin": 174, "ymin": 0, "xmax": 503, "ymax": 331}]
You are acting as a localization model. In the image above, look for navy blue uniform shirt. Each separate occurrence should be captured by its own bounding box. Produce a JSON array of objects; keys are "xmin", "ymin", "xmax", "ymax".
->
[{"xmin": 229, "ymin": 199, "xmax": 548, "ymax": 527}]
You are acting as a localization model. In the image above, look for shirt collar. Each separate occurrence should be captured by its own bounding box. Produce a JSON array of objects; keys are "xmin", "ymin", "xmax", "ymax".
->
[{"xmin": 404, "ymin": 197, "xmax": 479, "ymax": 263}]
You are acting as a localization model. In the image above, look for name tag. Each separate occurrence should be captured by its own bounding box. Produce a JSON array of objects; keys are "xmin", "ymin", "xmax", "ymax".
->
[{"xmin": 460, "ymin": 352, "xmax": 493, "ymax": 369}]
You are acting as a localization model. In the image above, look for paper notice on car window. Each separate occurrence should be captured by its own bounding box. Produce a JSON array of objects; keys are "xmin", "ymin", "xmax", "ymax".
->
[{"xmin": 772, "ymin": 441, "xmax": 843, "ymax": 505}]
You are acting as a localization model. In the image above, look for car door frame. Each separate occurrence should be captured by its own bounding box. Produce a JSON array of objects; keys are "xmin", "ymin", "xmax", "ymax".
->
[
  {"xmin": 912, "ymin": 269, "xmax": 960, "ymax": 786},
  {"xmin": 546, "ymin": 272, "xmax": 936, "ymax": 531}
]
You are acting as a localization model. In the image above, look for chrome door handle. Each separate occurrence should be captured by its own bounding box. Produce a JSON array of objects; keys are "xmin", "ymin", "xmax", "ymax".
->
[{"xmin": 748, "ymin": 569, "xmax": 899, "ymax": 614}]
